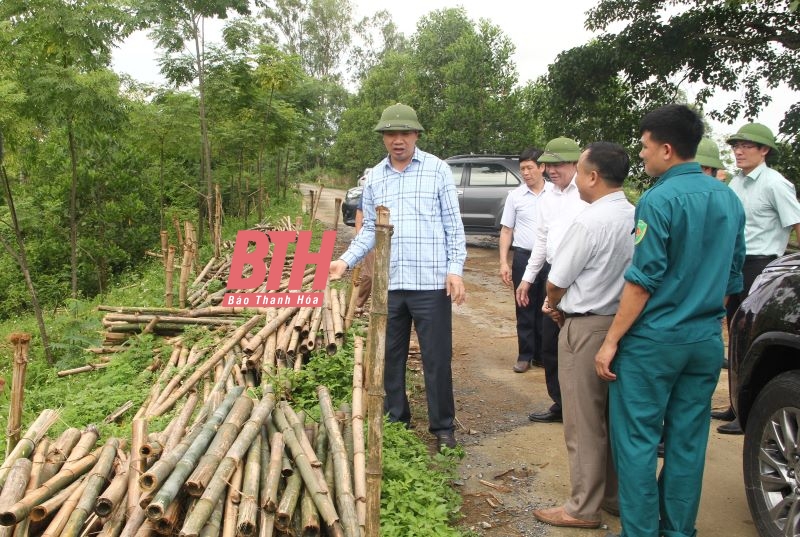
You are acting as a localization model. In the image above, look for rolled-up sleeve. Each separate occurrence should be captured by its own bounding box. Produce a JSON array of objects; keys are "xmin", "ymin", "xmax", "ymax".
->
[
  {"xmin": 624, "ymin": 201, "xmax": 669, "ymax": 294},
  {"xmin": 340, "ymin": 183, "xmax": 377, "ymax": 268}
]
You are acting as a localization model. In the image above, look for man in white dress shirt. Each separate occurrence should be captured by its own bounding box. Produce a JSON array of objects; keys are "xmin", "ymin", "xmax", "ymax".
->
[{"xmin": 516, "ymin": 137, "xmax": 588, "ymax": 423}]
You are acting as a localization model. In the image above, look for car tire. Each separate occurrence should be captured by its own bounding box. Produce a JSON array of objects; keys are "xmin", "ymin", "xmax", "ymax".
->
[{"xmin": 743, "ymin": 370, "xmax": 800, "ymax": 537}]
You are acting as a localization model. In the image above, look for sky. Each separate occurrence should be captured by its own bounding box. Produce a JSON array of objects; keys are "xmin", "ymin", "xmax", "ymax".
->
[{"xmin": 111, "ymin": 0, "xmax": 796, "ymax": 139}]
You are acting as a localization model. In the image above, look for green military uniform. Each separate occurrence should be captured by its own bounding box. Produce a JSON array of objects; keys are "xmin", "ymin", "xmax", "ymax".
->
[{"xmin": 609, "ymin": 162, "xmax": 745, "ymax": 537}]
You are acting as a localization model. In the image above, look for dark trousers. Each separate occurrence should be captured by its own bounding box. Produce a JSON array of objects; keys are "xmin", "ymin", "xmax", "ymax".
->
[
  {"xmin": 511, "ymin": 248, "xmax": 546, "ymax": 364},
  {"xmin": 725, "ymin": 255, "xmax": 776, "ymax": 328},
  {"xmin": 385, "ymin": 289, "xmax": 455, "ymax": 434},
  {"xmin": 542, "ymin": 301, "xmax": 562, "ymax": 413}
]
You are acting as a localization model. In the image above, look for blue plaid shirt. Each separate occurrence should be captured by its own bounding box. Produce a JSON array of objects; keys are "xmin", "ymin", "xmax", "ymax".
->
[{"xmin": 340, "ymin": 148, "xmax": 467, "ymax": 291}]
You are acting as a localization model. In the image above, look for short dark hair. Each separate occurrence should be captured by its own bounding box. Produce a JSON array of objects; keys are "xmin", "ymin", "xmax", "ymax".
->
[
  {"xmin": 583, "ymin": 142, "xmax": 630, "ymax": 187},
  {"xmin": 639, "ymin": 104, "xmax": 704, "ymax": 160},
  {"xmin": 519, "ymin": 147, "xmax": 544, "ymax": 163}
]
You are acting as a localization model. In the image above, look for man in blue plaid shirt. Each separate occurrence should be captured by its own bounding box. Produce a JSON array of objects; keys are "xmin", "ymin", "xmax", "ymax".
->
[{"xmin": 330, "ymin": 103, "xmax": 467, "ymax": 451}]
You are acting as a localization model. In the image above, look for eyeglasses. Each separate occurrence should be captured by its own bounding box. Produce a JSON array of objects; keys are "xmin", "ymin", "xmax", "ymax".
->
[{"xmin": 730, "ymin": 141, "xmax": 759, "ymax": 150}]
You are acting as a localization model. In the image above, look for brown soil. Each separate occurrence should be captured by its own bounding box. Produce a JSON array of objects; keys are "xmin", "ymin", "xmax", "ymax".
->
[{"xmin": 307, "ymin": 184, "xmax": 758, "ymax": 537}]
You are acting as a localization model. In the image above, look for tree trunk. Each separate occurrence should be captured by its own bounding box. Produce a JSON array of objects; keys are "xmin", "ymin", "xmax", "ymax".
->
[
  {"xmin": 193, "ymin": 20, "xmax": 216, "ymax": 258},
  {"xmin": 67, "ymin": 119, "xmax": 79, "ymax": 300}
]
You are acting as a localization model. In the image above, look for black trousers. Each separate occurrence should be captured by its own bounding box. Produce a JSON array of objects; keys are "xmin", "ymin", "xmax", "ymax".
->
[
  {"xmin": 511, "ymin": 248, "xmax": 547, "ymax": 364},
  {"xmin": 725, "ymin": 255, "xmax": 776, "ymax": 328},
  {"xmin": 385, "ymin": 289, "xmax": 455, "ymax": 434}
]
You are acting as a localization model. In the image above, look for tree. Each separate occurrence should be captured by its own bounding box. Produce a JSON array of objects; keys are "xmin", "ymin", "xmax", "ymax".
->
[
  {"xmin": 138, "ymin": 0, "xmax": 250, "ymax": 256},
  {"xmin": 586, "ymin": 1, "xmax": 800, "ymax": 135}
]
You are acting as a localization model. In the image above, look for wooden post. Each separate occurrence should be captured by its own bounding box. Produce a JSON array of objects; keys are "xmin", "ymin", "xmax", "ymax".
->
[
  {"xmin": 165, "ymin": 246, "xmax": 176, "ymax": 308},
  {"xmin": 6, "ymin": 332, "xmax": 31, "ymax": 456},
  {"xmin": 307, "ymin": 190, "xmax": 315, "ymax": 215},
  {"xmin": 160, "ymin": 231, "xmax": 169, "ymax": 268},
  {"xmin": 333, "ymin": 198, "xmax": 342, "ymax": 229},
  {"xmin": 365, "ymin": 206, "xmax": 391, "ymax": 537}
]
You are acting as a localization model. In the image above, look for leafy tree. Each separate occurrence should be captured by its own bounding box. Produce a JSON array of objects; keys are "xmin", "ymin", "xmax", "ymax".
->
[{"xmin": 138, "ymin": 0, "xmax": 251, "ymax": 256}]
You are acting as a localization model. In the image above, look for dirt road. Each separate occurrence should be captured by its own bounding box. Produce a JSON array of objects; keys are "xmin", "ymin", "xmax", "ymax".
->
[{"xmin": 304, "ymin": 184, "xmax": 758, "ymax": 537}]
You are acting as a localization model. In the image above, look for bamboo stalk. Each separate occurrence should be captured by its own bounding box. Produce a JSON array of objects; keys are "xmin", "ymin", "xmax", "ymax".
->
[
  {"xmin": 257, "ymin": 511, "xmax": 274, "ymax": 537},
  {"xmin": 351, "ymin": 337, "xmax": 366, "ymax": 530},
  {"xmin": 153, "ymin": 498, "xmax": 181, "ymax": 535},
  {"xmin": 274, "ymin": 470, "xmax": 301, "ymax": 532},
  {"xmin": 306, "ymin": 306, "xmax": 323, "ymax": 352},
  {"xmin": 236, "ymin": 435, "xmax": 261, "ymax": 537},
  {"xmin": 39, "ymin": 475, "xmax": 89, "ymax": 537},
  {"xmin": 39, "ymin": 428, "xmax": 80, "ymax": 485},
  {"xmin": 178, "ymin": 390, "xmax": 276, "ymax": 537},
  {"xmin": 104, "ymin": 400, "xmax": 134, "ymax": 423},
  {"xmin": 365, "ymin": 207, "xmax": 391, "ymax": 537},
  {"xmin": 180, "ymin": 234, "xmax": 192, "ymax": 309},
  {"xmin": 61, "ymin": 438, "xmax": 120, "ymax": 537},
  {"xmin": 129, "ymin": 420, "xmax": 147, "ymax": 516},
  {"xmin": 270, "ymin": 405, "xmax": 341, "ymax": 537},
  {"xmin": 13, "ymin": 438, "xmax": 48, "ymax": 537},
  {"xmin": 344, "ymin": 265, "xmax": 362, "ymax": 332},
  {"xmin": 318, "ymin": 387, "xmax": 359, "ymax": 537},
  {"xmin": 198, "ymin": 498, "xmax": 222, "ymax": 537},
  {"xmin": 95, "ymin": 465, "xmax": 128, "ymax": 517},
  {"xmin": 160, "ymin": 231, "xmax": 169, "ymax": 268},
  {"xmin": 301, "ymin": 484, "xmax": 320, "ymax": 537},
  {"xmin": 279, "ymin": 404, "xmax": 321, "ymax": 470},
  {"xmin": 184, "ymin": 396, "xmax": 254, "ymax": 497},
  {"xmin": 145, "ymin": 390, "xmax": 245, "ymax": 519},
  {"xmin": 0, "ymin": 459, "xmax": 31, "ymax": 537},
  {"xmin": 96, "ymin": 492, "xmax": 127, "ymax": 537},
  {"xmin": 221, "ymin": 461, "xmax": 242, "ymax": 537},
  {"xmin": 165, "ymin": 246, "xmax": 176, "ymax": 307},
  {"xmin": 57, "ymin": 363, "xmax": 111, "ymax": 377},
  {"xmin": 261, "ymin": 432, "xmax": 282, "ymax": 513},
  {"xmin": 149, "ymin": 314, "xmax": 263, "ymax": 417},
  {"xmin": 330, "ymin": 290, "xmax": 344, "ymax": 339},
  {"xmin": 6, "ymin": 333, "xmax": 31, "ymax": 457},
  {"xmin": 63, "ymin": 426, "xmax": 99, "ymax": 464},
  {"xmin": 162, "ymin": 391, "xmax": 199, "ymax": 456},
  {"xmin": 0, "ymin": 409, "xmax": 59, "ymax": 489},
  {"xmin": 242, "ymin": 308, "xmax": 298, "ymax": 354}
]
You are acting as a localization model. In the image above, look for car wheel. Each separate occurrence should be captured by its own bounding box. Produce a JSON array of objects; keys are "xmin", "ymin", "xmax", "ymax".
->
[{"xmin": 744, "ymin": 371, "xmax": 800, "ymax": 537}]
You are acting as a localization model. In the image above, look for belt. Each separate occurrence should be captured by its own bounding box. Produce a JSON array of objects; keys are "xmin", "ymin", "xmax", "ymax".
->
[
  {"xmin": 511, "ymin": 246, "xmax": 532, "ymax": 255},
  {"xmin": 563, "ymin": 312, "xmax": 596, "ymax": 319},
  {"xmin": 745, "ymin": 255, "xmax": 777, "ymax": 261}
]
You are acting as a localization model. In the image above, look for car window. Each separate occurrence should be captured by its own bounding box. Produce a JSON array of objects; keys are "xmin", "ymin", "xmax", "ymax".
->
[
  {"xmin": 468, "ymin": 164, "xmax": 519, "ymax": 186},
  {"xmin": 448, "ymin": 163, "xmax": 465, "ymax": 187}
]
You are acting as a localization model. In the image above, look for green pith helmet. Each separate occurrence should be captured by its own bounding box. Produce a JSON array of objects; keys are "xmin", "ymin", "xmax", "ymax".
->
[
  {"xmin": 538, "ymin": 137, "xmax": 581, "ymax": 163},
  {"xmin": 695, "ymin": 138, "xmax": 725, "ymax": 170},
  {"xmin": 373, "ymin": 103, "xmax": 425, "ymax": 132},
  {"xmin": 726, "ymin": 122, "xmax": 778, "ymax": 151}
]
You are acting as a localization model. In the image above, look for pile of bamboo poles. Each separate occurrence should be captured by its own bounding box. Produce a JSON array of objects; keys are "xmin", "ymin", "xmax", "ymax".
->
[{"xmin": 0, "ymin": 331, "xmax": 370, "ymax": 537}]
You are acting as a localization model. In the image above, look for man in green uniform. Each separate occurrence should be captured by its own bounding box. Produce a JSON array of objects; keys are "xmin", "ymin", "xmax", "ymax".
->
[{"xmin": 595, "ymin": 104, "xmax": 745, "ymax": 537}]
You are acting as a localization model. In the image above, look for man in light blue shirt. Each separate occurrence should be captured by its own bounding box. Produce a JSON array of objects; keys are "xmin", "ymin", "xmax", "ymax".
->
[
  {"xmin": 714, "ymin": 122, "xmax": 800, "ymax": 434},
  {"xmin": 330, "ymin": 103, "xmax": 467, "ymax": 451}
]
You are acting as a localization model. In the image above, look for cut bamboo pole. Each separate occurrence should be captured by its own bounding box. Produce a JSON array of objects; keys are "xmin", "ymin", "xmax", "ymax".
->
[
  {"xmin": 39, "ymin": 428, "xmax": 81, "ymax": 484},
  {"xmin": 236, "ymin": 435, "xmax": 261, "ymax": 537},
  {"xmin": 5, "ymin": 333, "xmax": 31, "ymax": 457},
  {"xmin": 270, "ymin": 405, "xmax": 341, "ymax": 537},
  {"xmin": 301, "ymin": 483, "xmax": 320, "ymax": 537},
  {"xmin": 160, "ymin": 231, "xmax": 169, "ymax": 268},
  {"xmin": 128, "ymin": 420, "xmax": 147, "ymax": 516},
  {"xmin": 221, "ymin": 461, "xmax": 242, "ymax": 537},
  {"xmin": 184, "ymin": 396, "xmax": 254, "ymax": 497},
  {"xmin": 165, "ymin": 246, "xmax": 176, "ymax": 307},
  {"xmin": 153, "ymin": 498, "xmax": 181, "ymax": 535},
  {"xmin": 29, "ymin": 477, "xmax": 83, "ymax": 522},
  {"xmin": 66, "ymin": 425, "xmax": 100, "ymax": 463},
  {"xmin": 140, "ymin": 389, "xmax": 243, "ymax": 495},
  {"xmin": 257, "ymin": 511, "xmax": 274, "ymax": 537},
  {"xmin": 39, "ymin": 475, "xmax": 89, "ymax": 537},
  {"xmin": 104, "ymin": 401, "xmax": 134, "ymax": 423},
  {"xmin": 318, "ymin": 387, "xmax": 359, "ymax": 537},
  {"xmin": 13, "ymin": 438, "xmax": 48, "ymax": 537},
  {"xmin": 274, "ymin": 470, "xmax": 301, "ymax": 532},
  {"xmin": 351, "ymin": 337, "xmax": 366, "ymax": 530},
  {"xmin": 162, "ymin": 391, "xmax": 199, "ymax": 456},
  {"xmin": 144, "ymin": 390, "xmax": 245, "ymax": 519},
  {"xmin": 278, "ymin": 405, "xmax": 321, "ymax": 470},
  {"xmin": 96, "ymin": 492, "xmax": 127, "ymax": 537},
  {"xmin": 365, "ymin": 206, "xmax": 391, "ymax": 537},
  {"xmin": 344, "ymin": 265, "xmax": 362, "ymax": 332},
  {"xmin": 95, "ymin": 466, "xmax": 128, "ymax": 517},
  {"xmin": 261, "ymin": 432, "xmax": 282, "ymax": 513},
  {"xmin": 0, "ymin": 459, "xmax": 31, "ymax": 537},
  {"xmin": 57, "ymin": 363, "xmax": 111, "ymax": 377},
  {"xmin": 198, "ymin": 498, "xmax": 222, "ymax": 537},
  {"xmin": 0, "ymin": 409, "xmax": 59, "ymax": 489},
  {"xmin": 149, "ymin": 314, "xmax": 263, "ymax": 417},
  {"xmin": 330, "ymin": 290, "xmax": 344, "ymax": 340},
  {"xmin": 178, "ymin": 390, "xmax": 276, "ymax": 537},
  {"xmin": 179, "ymin": 235, "xmax": 192, "ymax": 308},
  {"xmin": 243, "ymin": 308, "xmax": 298, "ymax": 354},
  {"xmin": 61, "ymin": 438, "xmax": 119, "ymax": 537}
]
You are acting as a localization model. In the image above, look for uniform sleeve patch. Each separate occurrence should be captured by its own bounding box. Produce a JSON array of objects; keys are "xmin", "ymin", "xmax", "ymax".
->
[{"xmin": 634, "ymin": 219, "xmax": 648, "ymax": 245}]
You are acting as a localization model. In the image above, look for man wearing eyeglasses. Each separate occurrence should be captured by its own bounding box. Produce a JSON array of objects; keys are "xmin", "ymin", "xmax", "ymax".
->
[{"xmin": 714, "ymin": 123, "xmax": 800, "ymax": 434}]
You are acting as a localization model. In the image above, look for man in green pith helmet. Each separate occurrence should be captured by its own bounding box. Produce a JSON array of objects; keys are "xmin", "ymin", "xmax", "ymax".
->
[
  {"xmin": 695, "ymin": 138, "xmax": 726, "ymax": 179},
  {"xmin": 712, "ymin": 122, "xmax": 800, "ymax": 435},
  {"xmin": 516, "ymin": 136, "xmax": 588, "ymax": 424},
  {"xmin": 329, "ymin": 103, "xmax": 467, "ymax": 452}
]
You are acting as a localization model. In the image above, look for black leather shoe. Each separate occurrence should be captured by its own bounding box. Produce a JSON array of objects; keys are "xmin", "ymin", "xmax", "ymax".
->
[
  {"xmin": 717, "ymin": 419, "xmax": 743, "ymax": 435},
  {"xmin": 711, "ymin": 408, "xmax": 735, "ymax": 421},
  {"xmin": 528, "ymin": 410, "xmax": 562, "ymax": 423},
  {"xmin": 531, "ymin": 358, "xmax": 544, "ymax": 368},
  {"xmin": 435, "ymin": 431, "xmax": 457, "ymax": 450}
]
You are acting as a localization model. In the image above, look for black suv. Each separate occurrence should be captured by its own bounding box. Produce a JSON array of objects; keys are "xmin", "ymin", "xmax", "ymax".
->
[
  {"xmin": 728, "ymin": 253, "xmax": 800, "ymax": 537},
  {"xmin": 341, "ymin": 154, "xmax": 521, "ymax": 234}
]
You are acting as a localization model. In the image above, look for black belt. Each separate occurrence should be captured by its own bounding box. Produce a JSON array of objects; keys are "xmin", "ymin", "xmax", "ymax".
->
[
  {"xmin": 745, "ymin": 255, "xmax": 777, "ymax": 261},
  {"xmin": 563, "ymin": 312, "xmax": 596, "ymax": 319},
  {"xmin": 511, "ymin": 246, "xmax": 532, "ymax": 255}
]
